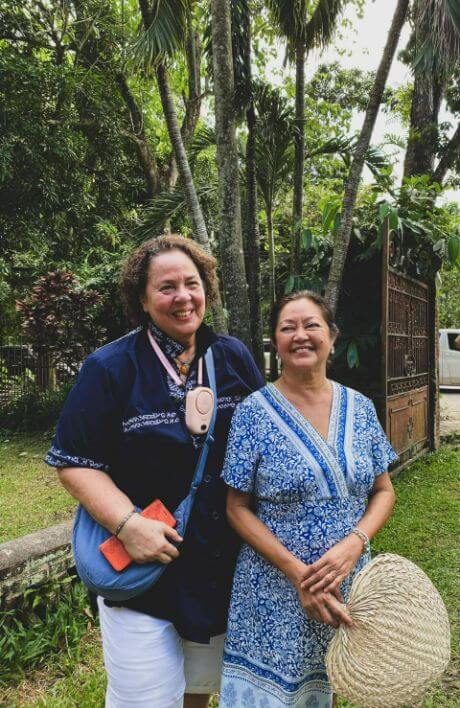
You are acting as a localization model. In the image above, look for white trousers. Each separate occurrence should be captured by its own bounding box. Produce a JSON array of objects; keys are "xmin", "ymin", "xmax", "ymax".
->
[{"xmin": 97, "ymin": 597, "xmax": 224, "ymax": 707}]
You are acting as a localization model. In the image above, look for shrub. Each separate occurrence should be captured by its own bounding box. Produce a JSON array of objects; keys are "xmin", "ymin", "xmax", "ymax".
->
[
  {"xmin": 0, "ymin": 577, "xmax": 93, "ymax": 685},
  {"xmin": 0, "ymin": 382, "xmax": 72, "ymax": 433},
  {"xmin": 16, "ymin": 271, "xmax": 106, "ymax": 379}
]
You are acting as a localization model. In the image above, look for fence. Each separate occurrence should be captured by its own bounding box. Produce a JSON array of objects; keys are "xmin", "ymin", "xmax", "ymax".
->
[{"xmin": 0, "ymin": 340, "xmax": 76, "ymax": 406}]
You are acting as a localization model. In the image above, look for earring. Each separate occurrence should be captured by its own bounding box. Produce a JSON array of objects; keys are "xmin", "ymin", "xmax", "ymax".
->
[{"xmin": 331, "ymin": 346, "xmax": 335, "ymax": 354}]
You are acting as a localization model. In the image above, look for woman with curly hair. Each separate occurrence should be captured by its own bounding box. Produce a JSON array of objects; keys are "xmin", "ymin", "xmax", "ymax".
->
[{"xmin": 45, "ymin": 234, "xmax": 263, "ymax": 707}]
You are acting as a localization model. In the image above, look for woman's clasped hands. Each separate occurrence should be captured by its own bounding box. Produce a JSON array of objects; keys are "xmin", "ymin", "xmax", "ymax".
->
[
  {"xmin": 295, "ymin": 534, "xmax": 364, "ymax": 628},
  {"xmin": 118, "ymin": 514, "xmax": 183, "ymax": 565}
]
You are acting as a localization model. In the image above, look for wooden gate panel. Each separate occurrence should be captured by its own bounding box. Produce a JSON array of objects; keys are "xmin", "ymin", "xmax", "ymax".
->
[
  {"xmin": 387, "ymin": 389, "xmax": 428, "ymax": 456},
  {"xmin": 382, "ymin": 226, "xmax": 433, "ymax": 459}
]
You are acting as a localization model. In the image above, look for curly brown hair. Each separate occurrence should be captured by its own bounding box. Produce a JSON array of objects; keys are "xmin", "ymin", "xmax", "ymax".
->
[{"xmin": 120, "ymin": 234, "xmax": 219, "ymax": 327}]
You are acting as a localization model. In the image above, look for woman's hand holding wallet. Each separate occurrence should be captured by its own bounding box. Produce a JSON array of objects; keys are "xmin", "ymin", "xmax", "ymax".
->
[{"xmin": 117, "ymin": 513, "xmax": 183, "ymax": 565}]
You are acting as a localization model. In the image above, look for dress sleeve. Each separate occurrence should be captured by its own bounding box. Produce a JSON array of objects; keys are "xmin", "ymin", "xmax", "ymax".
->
[
  {"xmin": 44, "ymin": 355, "xmax": 119, "ymax": 473},
  {"xmin": 221, "ymin": 399, "xmax": 260, "ymax": 493},
  {"xmin": 366, "ymin": 399, "xmax": 398, "ymax": 475}
]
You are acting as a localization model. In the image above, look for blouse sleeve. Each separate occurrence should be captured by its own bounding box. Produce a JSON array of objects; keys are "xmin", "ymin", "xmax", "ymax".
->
[
  {"xmin": 221, "ymin": 398, "xmax": 261, "ymax": 493},
  {"xmin": 366, "ymin": 398, "xmax": 398, "ymax": 475},
  {"xmin": 44, "ymin": 355, "xmax": 119, "ymax": 473}
]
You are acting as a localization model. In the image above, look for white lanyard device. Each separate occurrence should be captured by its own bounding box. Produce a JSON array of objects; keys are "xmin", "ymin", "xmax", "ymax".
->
[{"xmin": 147, "ymin": 329, "xmax": 215, "ymax": 435}]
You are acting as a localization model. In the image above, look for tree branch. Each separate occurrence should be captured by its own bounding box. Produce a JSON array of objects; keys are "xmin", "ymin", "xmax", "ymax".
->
[
  {"xmin": 431, "ymin": 122, "xmax": 460, "ymax": 185},
  {"xmin": 116, "ymin": 72, "xmax": 161, "ymax": 198}
]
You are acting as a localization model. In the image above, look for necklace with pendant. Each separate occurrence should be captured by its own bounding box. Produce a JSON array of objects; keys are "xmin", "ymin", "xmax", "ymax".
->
[{"xmin": 175, "ymin": 355, "xmax": 194, "ymax": 378}]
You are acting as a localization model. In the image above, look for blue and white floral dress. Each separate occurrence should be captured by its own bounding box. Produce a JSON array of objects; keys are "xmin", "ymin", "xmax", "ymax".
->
[{"xmin": 219, "ymin": 382, "xmax": 396, "ymax": 708}]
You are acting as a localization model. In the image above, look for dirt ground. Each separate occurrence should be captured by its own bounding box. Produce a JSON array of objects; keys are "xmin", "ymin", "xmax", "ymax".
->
[{"xmin": 440, "ymin": 391, "xmax": 460, "ymax": 436}]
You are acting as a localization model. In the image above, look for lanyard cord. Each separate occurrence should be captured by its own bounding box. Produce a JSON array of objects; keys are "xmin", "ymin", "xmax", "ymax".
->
[{"xmin": 147, "ymin": 328, "xmax": 203, "ymax": 386}]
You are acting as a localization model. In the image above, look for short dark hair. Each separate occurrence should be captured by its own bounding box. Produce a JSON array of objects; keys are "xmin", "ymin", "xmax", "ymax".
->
[
  {"xmin": 120, "ymin": 234, "xmax": 219, "ymax": 327},
  {"xmin": 269, "ymin": 290, "xmax": 339, "ymax": 342}
]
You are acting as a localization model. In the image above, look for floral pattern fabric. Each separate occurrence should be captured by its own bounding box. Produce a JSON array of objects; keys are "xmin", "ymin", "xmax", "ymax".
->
[{"xmin": 220, "ymin": 382, "xmax": 397, "ymax": 707}]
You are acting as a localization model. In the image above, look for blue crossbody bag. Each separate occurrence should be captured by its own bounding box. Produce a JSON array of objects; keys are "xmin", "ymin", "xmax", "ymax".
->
[{"xmin": 72, "ymin": 346, "xmax": 217, "ymax": 601}]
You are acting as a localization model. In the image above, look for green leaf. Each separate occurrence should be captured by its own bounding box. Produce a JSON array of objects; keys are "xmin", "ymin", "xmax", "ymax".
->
[
  {"xmin": 284, "ymin": 275, "xmax": 295, "ymax": 293},
  {"xmin": 447, "ymin": 236, "xmax": 460, "ymax": 264},
  {"xmin": 302, "ymin": 228, "xmax": 313, "ymax": 250},
  {"xmin": 347, "ymin": 341, "xmax": 359, "ymax": 369},
  {"xmin": 132, "ymin": 0, "xmax": 192, "ymax": 68},
  {"xmin": 389, "ymin": 208, "xmax": 399, "ymax": 232},
  {"xmin": 332, "ymin": 211, "xmax": 341, "ymax": 236},
  {"xmin": 322, "ymin": 201, "xmax": 339, "ymax": 232},
  {"xmin": 378, "ymin": 202, "xmax": 391, "ymax": 223}
]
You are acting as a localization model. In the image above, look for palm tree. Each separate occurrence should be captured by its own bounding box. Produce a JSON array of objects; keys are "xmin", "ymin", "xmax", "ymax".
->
[
  {"xmin": 211, "ymin": 0, "xmax": 252, "ymax": 348},
  {"xmin": 135, "ymin": 0, "xmax": 227, "ymax": 332},
  {"xmin": 325, "ymin": 0, "xmax": 410, "ymax": 314},
  {"xmin": 266, "ymin": 0, "xmax": 347, "ymax": 277},
  {"xmin": 404, "ymin": 0, "xmax": 460, "ymax": 184},
  {"xmin": 254, "ymin": 84, "xmax": 295, "ymax": 376},
  {"xmin": 230, "ymin": 0, "xmax": 264, "ymax": 370},
  {"xmin": 254, "ymin": 85, "xmax": 295, "ymax": 310}
]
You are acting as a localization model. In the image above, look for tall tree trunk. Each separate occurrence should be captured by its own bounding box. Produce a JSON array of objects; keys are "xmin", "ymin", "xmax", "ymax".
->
[
  {"xmin": 138, "ymin": 0, "xmax": 226, "ymax": 330},
  {"xmin": 403, "ymin": 71, "xmax": 439, "ymax": 178},
  {"xmin": 165, "ymin": 13, "xmax": 203, "ymax": 189},
  {"xmin": 182, "ymin": 17, "xmax": 202, "ymax": 147},
  {"xmin": 211, "ymin": 0, "xmax": 251, "ymax": 348},
  {"xmin": 241, "ymin": 2, "xmax": 264, "ymax": 371},
  {"xmin": 290, "ymin": 39, "xmax": 305, "ymax": 277},
  {"xmin": 403, "ymin": 3, "xmax": 445, "ymax": 180},
  {"xmin": 155, "ymin": 63, "xmax": 227, "ymax": 333},
  {"xmin": 245, "ymin": 100, "xmax": 265, "ymax": 372},
  {"xmin": 267, "ymin": 201, "xmax": 278, "ymax": 379},
  {"xmin": 116, "ymin": 72, "xmax": 160, "ymax": 199},
  {"xmin": 403, "ymin": 0, "xmax": 460, "ymax": 189},
  {"xmin": 325, "ymin": 0, "xmax": 410, "ymax": 314}
]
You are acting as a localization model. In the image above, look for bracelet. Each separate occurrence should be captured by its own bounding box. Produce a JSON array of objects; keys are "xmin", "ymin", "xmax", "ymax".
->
[
  {"xmin": 114, "ymin": 509, "xmax": 137, "ymax": 537},
  {"xmin": 350, "ymin": 527, "xmax": 370, "ymax": 554}
]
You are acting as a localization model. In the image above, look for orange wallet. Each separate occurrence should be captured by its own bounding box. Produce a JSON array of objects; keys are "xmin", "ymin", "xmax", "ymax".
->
[{"xmin": 100, "ymin": 500, "xmax": 177, "ymax": 572}]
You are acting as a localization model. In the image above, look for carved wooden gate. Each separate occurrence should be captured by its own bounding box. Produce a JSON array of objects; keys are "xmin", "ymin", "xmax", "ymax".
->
[{"xmin": 382, "ymin": 225, "xmax": 436, "ymax": 459}]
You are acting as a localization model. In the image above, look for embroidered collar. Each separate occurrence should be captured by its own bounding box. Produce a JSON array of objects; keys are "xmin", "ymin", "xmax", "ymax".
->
[
  {"xmin": 147, "ymin": 320, "xmax": 218, "ymax": 364},
  {"xmin": 148, "ymin": 320, "xmax": 185, "ymax": 361}
]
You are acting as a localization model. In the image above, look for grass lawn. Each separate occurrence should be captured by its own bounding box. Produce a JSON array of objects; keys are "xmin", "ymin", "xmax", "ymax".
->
[
  {"xmin": 0, "ymin": 433, "xmax": 76, "ymax": 543},
  {"xmin": 0, "ymin": 441, "xmax": 458, "ymax": 706}
]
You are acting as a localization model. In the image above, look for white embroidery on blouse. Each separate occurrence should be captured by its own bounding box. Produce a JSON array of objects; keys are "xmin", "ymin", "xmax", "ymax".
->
[
  {"xmin": 122, "ymin": 411, "xmax": 180, "ymax": 433},
  {"xmin": 45, "ymin": 446, "xmax": 110, "ymax": 472}
]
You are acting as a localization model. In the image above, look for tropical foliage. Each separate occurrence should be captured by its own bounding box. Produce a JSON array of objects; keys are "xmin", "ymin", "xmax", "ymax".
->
[{"xmin": 1, "ymin": 0, "xmax": 459, "ymax": 378}]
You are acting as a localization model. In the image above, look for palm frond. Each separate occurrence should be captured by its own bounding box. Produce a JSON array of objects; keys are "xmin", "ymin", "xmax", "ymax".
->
[
  {"xmin": 304, "ymin": 0, "xmax": 346, "ymax": 52},
  {"xmin": 266, "ymin": 0, "xmax": 308, "ymax": 47},
  {"xmin": 414, "ymin": 0, "xmax": 460, "ymax": 78},
  {"xmin": 305, "ymin": 134, "xmax": 353, "ymax": 158},
  {"xmin": 267, "ymin": 0, "xmax": 345, "ymax": 55},
  {"xmin": 132, "ymin": 0, "xmax": 192, "ymax": 68},
  {"xmin": 364, "ymin": 145, "xmax": 391, "ymax": 176},
  {"xmin": 134, "ymin": 183, "xmax": 215, "ymax": 240},
  {"xmin": 188, "ymin": 126, "xmax": 216, "ymax": 161}
]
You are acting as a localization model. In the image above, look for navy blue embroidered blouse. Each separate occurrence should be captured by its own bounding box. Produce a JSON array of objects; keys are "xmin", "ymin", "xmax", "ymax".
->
[{"xmin": 45, "ymin": 323, "xmax": 264, "ymax": 642}]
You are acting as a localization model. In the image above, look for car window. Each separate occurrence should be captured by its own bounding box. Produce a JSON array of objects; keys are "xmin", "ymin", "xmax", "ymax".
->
[{"xmin": 447, "ymin": 333, "xmax": 460, "ymax": 351}]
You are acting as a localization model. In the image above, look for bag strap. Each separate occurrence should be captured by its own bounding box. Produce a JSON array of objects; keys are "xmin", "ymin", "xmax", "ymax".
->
[
  {"xmin": 188, "ymin": 346, "xmax": 217, "ymax": 495},
  {"xmin": 172, "ymin": 347, "xmax": 217, "ymax": 537}
]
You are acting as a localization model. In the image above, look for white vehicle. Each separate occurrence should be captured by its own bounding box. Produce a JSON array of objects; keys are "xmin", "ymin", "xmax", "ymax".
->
[{"xmin": 439, "ymin": 329, "xmax": 460, "ymax": 388}]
